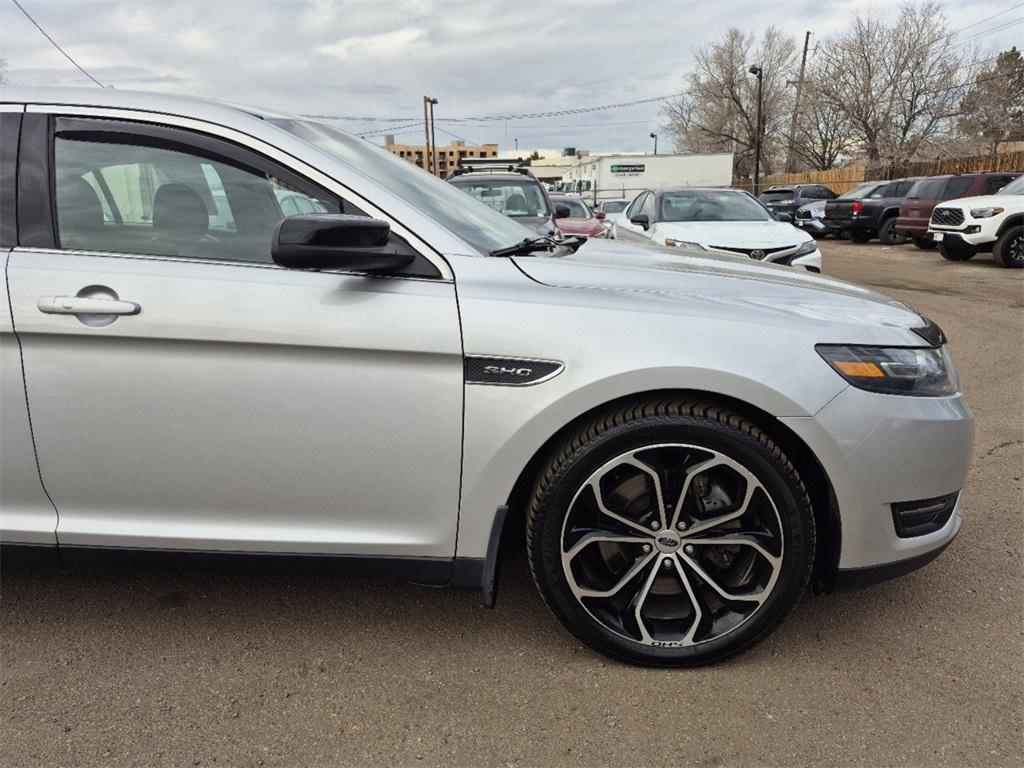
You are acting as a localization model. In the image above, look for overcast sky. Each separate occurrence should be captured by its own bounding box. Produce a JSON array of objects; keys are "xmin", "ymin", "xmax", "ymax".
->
[{"xmin": 1, "ymin": 0, "xmax": 1021, "ymax": 155}]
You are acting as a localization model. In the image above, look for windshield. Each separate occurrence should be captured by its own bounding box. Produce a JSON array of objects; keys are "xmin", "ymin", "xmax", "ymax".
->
[
  {"xmin": 759, "ymin": 189, "xmax": 794, "ymax": 202},
  {"xmin": 600, "ymin": 200, "xmax": 629, "ymax": 213},
  {"xmin": 551, "ymin": 197, "xmax": 591, "ymax": 218},
  {"xmin": 450, "ymin": 177, "xmax": 552, "ymax": 218},
  {"xmin": 660, "ymin": 190, "xmax": 773, "ymax": 222},
  {"xmin": 268, "ymin": 118, "xmax": 534, "ymax": 254},
  {"xmin": 999, "ymin": 175, "xmax": 1024, "ymax": 194},
  {"xmin": 838, "ymin": 182, "xmax": 884, "ymax": 200}
]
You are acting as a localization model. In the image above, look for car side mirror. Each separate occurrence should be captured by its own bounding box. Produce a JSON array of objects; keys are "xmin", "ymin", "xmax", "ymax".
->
[
  {"xmin": 554, "ymin": 204, "xmax": 571, "ymax": 219},
  {"xmin": 630, "ymin": 214, "xmax": 650, "ymax": 230},
  {"xmin": 594, "ymin": 210, "xmax": 606, "ymax": 219},
  {"xmin": 272, "ymin": 215, "xmax": 415, "ymax": 273},
  {"xmin": 775, "ymin": 212, "xmax": 793, "ymax": 223}
]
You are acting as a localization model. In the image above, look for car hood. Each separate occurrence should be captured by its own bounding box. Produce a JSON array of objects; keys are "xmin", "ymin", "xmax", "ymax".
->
[
  {"xmin": 653, "ymin": 220, "xmax": 811, "ymax": 248},
  {"xmin": 937, "ymin": 194, "xmax": 1022, "ymax": 209},
  {"xmin": 514, "ymin": 239, "xmax": 926, "ymax": 340}
]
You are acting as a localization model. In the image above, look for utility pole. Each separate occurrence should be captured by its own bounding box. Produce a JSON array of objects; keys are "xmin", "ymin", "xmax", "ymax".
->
[
  {"xmin": 428, "ymin": 98, "xmax": 439, "ymax": 176},
  {"xmin": 422, "ymin": 96, "xmax": 432, "ymax": 174},
  {"xmin": 748, "ymin": 65, "xmax": 763, "ymax": 196},
  {"xmin": 785, "ymin": 31, "xmax": 812, "ymax": 173},
  {"xmin": 650, "ymin": 132, "xmax": 658, "ymax": 155}
]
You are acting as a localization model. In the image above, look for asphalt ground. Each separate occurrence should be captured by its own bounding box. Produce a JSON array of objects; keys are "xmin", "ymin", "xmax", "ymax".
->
[{"xmin": 2, "ymin": 238, "xmax": 1022, "ymax": 767}]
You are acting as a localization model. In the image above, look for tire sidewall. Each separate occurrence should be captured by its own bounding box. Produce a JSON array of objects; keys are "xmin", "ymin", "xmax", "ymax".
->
[
  {"xmin": 531, "ymin": 414, "xmax": 813, "ymax": 667},
  {"xmin": 996, "ymin": 226, "xmax": 1023, "ymax": 268}
]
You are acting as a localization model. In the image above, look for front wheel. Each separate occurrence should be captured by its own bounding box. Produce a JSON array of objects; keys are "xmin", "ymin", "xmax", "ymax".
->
[
  {"xmin": 527, "ymin": 400, "xmax": 815, "ymax": 667},
  {"xmin": 912, "ymin": 237, "xmax": 937, "ymax": 250},
  {"xmin": 994, "ymin": 226, "xmax": 1023, "ymax": 268}
]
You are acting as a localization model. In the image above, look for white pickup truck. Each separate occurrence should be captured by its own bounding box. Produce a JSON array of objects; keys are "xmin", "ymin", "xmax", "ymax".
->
[{"xmin": 928, "ymin": 174, "xmax": 1024, "ymax": 268}]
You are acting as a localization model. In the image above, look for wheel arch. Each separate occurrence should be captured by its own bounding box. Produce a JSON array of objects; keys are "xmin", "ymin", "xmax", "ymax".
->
[
  {"xmin": 996, "ymin": 214, "xmax": 1023, "ymax": 237},
  {"xmin": 500, "ymin": 388, "xmax": 842, "ymax": 596}
]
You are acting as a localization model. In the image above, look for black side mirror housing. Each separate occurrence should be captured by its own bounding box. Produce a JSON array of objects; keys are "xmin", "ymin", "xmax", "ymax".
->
[
  {"xmin": 554, "ymin": 204, "xmax": 571, "ymax": 219},
  {"xmin": 630, "ymin": 214, "xmax": 650, "ymax": 230},
  {"xmin": 775, "ymin": 212, "xmax": 794, "ymax": 223},
  {"xmin": 272, "ymin": 215, "xmax": 415, "ymax": 273}
]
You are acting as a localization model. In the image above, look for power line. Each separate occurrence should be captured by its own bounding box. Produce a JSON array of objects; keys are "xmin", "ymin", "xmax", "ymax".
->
[
  {"xmin": 304, "ymin": 90, "xmax": 685, "ymax": 125},
  {"xmin": 8, "ymin": 0, "xmax": 106, "ymax": 87},
  {"xmin": 951, "ymin": 3, "xmax": 1024, "ymax": 36},
  {"xmin": 952, "ymin": 17, "xmax": 1024, "ymax": 46}
]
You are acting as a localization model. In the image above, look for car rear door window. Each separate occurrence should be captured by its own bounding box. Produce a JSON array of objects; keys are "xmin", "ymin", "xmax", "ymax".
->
[
  {"xmin": 54, "ymin": 135, "xmax": 340, "ymax": 263},
  {"xmin": 941, "ymin": 176, "xmax": 974, "ymax": 200},
  {"xmin": 984, "ymin": 175, "xmax": 1016, "ymax": 194}
]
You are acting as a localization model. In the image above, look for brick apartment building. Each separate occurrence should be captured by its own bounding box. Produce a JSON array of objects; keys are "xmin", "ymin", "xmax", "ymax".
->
[{"xmin": 383, "ymin": 135, "xmax": 499, "ymax": 176}]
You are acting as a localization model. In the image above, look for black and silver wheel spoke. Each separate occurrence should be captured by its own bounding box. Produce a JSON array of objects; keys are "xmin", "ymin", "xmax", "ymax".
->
[{"xmin": 561, "ymin": 443, "xmax": 784, "ymax": 648}]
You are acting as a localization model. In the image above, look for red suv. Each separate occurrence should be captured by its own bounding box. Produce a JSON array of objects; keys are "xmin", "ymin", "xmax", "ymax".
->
[{"xmin": 895, "ymin": 172, "xmax": 1020, "ymax": 249}]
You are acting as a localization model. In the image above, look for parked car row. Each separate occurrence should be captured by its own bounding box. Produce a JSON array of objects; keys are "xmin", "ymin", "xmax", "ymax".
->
[{"xmin": 775, "ymin": 171, "xmax": 1022, "ymax": 268}]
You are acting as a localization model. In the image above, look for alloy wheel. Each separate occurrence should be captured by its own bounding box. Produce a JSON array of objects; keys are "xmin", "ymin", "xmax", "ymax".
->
[{"xmin": 560, "ymin": 443, "xmax": 783, "ymax": 648}]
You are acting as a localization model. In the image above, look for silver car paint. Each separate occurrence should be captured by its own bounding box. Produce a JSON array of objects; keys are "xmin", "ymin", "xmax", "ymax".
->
[
  {"xmin": 0, "ymin": 88, "xmax": 973, "ymax": 577},
  {"xmin": 1, "ymin": 249, "xmax": 58, "ymax": 545}
]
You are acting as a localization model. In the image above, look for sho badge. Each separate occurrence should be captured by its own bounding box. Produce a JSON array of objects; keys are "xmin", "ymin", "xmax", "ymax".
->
[{"xmin": 465, "ymin": 356, "xmax": 564, "ymax": 386}]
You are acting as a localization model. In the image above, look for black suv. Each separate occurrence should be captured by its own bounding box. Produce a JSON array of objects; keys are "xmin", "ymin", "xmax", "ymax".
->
[
  {"xmin": 447, "ymin": 159, "xmax": 567, "ymax": 239},
  {"xmin": 824, "ymin": 178, "xmax": 919, "ymax": 245},
  {"xmin": 759, "ymin": 184, "xmax": 837, "ymax": 219}
]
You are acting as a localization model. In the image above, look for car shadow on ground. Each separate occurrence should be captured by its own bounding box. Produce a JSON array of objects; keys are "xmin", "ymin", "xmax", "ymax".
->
[{"xmin": 0, "ymin": 542, "xmax": 946, "ymax": 669}]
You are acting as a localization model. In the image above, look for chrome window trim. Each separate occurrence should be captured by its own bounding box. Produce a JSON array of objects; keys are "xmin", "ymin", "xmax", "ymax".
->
[
  {"xmin": 14, "ymin": 246, "xmax": 447, "ymax": 284},
  {"xmin": 27, "ymin": 103, "xmax": 454, "ymax": 281},
  {"xmin": 0, "ymin": 104, "xmax": 26, "ymax": 113}
]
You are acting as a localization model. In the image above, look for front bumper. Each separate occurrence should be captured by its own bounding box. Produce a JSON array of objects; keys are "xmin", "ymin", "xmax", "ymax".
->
[
  {"xmin": 781, "ymin": 385, "xmax": 973, "ymax": 576},
  {"xmin": 794, "ymin": 218, "xmax": 831, "ymax": 234},
  {"xmin": 929, "ymin": 227, "xmax": 996, "ymax": 249}
]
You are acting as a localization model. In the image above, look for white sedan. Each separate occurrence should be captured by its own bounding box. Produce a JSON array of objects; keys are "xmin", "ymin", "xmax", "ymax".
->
[{"xmin": 611, "ymin": 187, "xmax": 822, "ymax": 272}]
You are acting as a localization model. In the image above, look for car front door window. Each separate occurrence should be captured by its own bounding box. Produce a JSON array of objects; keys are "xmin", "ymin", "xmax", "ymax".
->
[{"xmin": 54, "ymin": 136, "xmax": 341, "ymax": 263}]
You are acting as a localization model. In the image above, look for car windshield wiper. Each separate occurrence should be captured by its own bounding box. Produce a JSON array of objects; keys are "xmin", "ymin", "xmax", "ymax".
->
[{"xmin": 488, "ymin": 237, "xmax": 559, "ymax": 258}]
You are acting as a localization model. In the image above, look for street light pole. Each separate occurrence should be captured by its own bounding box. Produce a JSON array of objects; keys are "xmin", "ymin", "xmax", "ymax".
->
[
  {"xmin": 422, "ymin": 96, "xmax": 432, "ymax": 174},
  {"xmin": 650, "ymin": 132, "xmax": 658, "ymax": 155},
  {"xmin": 748, "ymin": 65, "xmax": 763, "ymax": 197},
  {"xmin": 428, "ymin": 97, "xmax": 439, "ymax": 177}
]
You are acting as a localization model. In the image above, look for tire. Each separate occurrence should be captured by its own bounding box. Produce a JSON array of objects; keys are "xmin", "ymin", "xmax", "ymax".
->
[
  {"xmin": 848, "ymin": 230, "xmax": 872, "ymax": 243},
  {"xmin": 526, "ymin": 399, "xmax": 815, "ymax": 667},
  {"xmin": 912, "ymin": 237, "xmax": 937, "ymax": 250},
  {"xmin": 993, "ymin": 226, "xmax": 1023, "ymax": 268},
  {"xmin": 938, "ymin": 240, "xmax": 977, "ymax": 262},
  {"xmin": 878, "ymin": 218, "xmax": 907, "ymax": 245}
]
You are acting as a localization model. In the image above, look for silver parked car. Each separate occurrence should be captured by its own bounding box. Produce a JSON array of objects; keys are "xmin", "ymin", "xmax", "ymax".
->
[{"xmin": 0, "ymin": 89, "xmax": 973, "ymax": 667}]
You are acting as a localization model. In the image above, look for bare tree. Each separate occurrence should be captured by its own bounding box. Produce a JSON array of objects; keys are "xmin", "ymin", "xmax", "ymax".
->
[
  {"xmin": 957, "ymin": 47, "xmax": 1024, "ymax": 156},
  {"xmin": 813, "ymin": 2, "xmax": 969, "ymax": 170},
  {"xmin": 787, "ymin": 82, "xmax": 854, "ymax": 169},
  {"xmin": 662, "ymin": 27, "xmax": 797, "ymax": 178}
]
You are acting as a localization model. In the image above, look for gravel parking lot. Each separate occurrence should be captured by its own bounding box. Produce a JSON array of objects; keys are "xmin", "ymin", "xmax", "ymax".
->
[{"xmin": 2, "ymin": 238, "xmax": 1022, "ymax": 768}]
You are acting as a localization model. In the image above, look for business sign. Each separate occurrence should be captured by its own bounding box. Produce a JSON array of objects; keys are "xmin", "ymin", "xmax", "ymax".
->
[{"xmin": 610, "ymin": 163, "xmax": 645, "ymax": 176}]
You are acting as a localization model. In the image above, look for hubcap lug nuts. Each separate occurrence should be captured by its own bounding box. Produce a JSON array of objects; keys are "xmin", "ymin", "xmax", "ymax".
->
[
  {"xmin": 641, "ymin": 544, "xmax": 652, "ymax": 554},
  {"xmin": 684, "ymin": 544, "xmax": 695, "ymax": 555},
  {"xmin": 649, "ymin": 520, "xmax": 661, "ymax": 530},
  {"xmin": 662, "ymin": 558, "xmax": 673, "ymax": 569},
  {"xmin": 676, "ymin": 521, "xmax": 687, "ymax": 531}
]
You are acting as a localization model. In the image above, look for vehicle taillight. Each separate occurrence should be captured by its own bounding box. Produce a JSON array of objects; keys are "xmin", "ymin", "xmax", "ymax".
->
[{"xmin": 851, "ymin": 201, "xmax": 864, "ymax": 215}]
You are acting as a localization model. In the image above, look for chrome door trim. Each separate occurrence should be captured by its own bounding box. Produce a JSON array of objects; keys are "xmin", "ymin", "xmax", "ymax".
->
[
  {"xmin": 26, "ymin": 104, "xmax": 455, "ymax": 281},
  {"xmin": 0, "ymin": 104, "xmax": 25, "ymax": 113},
  {"xmin": 16, "ymin": 246, "xmax": 449, "ymax": 284}
]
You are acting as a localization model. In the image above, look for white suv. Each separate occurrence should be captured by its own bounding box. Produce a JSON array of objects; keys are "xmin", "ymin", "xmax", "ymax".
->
[{"xmin": 929, "ymin": 174, "xmax": 1024, "ymax": 268}]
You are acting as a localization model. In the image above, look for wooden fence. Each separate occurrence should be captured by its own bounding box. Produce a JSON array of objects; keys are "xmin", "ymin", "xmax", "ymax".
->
[{"xmin": 732, "ymin": 150, "xmax": 1024, "ymax": 194}]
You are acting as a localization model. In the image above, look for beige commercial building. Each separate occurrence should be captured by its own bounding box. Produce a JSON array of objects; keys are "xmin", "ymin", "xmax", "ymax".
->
[{"xmin": 383, "ymin": 135, "xmax": 499, "ymax": 176}]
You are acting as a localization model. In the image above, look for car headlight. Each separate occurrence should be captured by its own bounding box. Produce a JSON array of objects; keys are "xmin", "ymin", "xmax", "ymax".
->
[
  {"xmin": 793, "ymin": 240, "xmax": 818, "ymax": 257},
  {"xmin": 664, "ymin": 239, "xmax": 706, "ymax": 250},
  {"xmin": 816, "ymin": 345, "xmax": 958, "ymax": 396},
  {"xmin": 969, "ymin": 206, "xmax": 1004, "ymax": 218}
]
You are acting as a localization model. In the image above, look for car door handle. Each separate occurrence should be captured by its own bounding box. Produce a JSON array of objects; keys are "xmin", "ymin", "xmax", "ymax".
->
[{"xmin": 37, "ymin": 296, "xmax": 141, "ymax": 316}]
